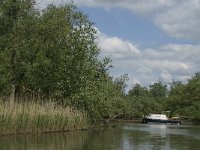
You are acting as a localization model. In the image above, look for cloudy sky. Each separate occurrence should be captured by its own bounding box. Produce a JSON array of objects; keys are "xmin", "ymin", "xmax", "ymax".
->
[{"xmin": 37, "ymin": 0, "xmax": 200, "ymax": 88}]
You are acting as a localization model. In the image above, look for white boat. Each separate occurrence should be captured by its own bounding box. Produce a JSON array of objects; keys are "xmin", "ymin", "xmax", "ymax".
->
[{"xmin": 142, "ymin": 112, "xmax": 181, "ymax": 124}]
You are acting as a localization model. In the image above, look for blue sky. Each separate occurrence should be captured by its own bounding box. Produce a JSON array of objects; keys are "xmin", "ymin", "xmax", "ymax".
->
[
  {"xmin": 38, "ymin": 0, "xmax": 200, "ymax": 88},
  {"xmin": 81, "ymin": 7, "xmax": 198, "ymax": 49}
]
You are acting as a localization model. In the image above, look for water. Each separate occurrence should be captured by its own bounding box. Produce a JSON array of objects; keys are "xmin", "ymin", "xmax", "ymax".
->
[{"xmin": 0, "ymin": 123, "xmax": 200, "ymax": 150}]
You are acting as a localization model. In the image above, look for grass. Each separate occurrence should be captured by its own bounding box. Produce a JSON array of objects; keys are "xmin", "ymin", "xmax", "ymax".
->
[{"xmin": 0, "ymin": 100, "xmax": 89, "ymax": 136}]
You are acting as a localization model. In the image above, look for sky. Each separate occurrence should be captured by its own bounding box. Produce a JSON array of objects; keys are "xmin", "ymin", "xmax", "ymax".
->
[{"xmin": 37, "ymin": 0, "xmax": 200, "ymax": 89}]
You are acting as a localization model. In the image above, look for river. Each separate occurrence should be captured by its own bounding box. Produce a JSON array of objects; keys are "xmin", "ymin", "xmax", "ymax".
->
[{"xmin": 0, "ymin": 123, "xmax": 200, "ymax": 150}]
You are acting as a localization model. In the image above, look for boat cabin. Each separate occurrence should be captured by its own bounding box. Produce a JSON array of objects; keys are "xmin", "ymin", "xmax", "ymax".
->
[{"xmin": 147, "ymin": 114, "xmax": 168, "ymax": 120}]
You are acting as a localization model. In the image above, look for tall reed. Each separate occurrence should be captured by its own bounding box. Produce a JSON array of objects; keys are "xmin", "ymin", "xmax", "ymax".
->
[{"xmin": 0, "ymin": 100, "xmax": 88, "ymax": 136}]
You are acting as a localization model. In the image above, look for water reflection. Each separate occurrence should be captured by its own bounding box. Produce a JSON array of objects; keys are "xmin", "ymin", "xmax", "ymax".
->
[
  {"xmin": 0, "ymin": 124, "xmax": 200, "ymax": 150},
  {"xmin": 0, "ymin": 131, "xmax": 88, "ymax": 150},
  {"xmin": 123, "ymin": 124, "xmax": 200, "ymax": 150}
]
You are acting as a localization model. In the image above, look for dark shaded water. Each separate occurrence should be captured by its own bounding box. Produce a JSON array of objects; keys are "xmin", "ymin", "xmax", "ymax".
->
[{"xmin": 0, "ymin": 123, "xmax": 200, "ymax": 150}]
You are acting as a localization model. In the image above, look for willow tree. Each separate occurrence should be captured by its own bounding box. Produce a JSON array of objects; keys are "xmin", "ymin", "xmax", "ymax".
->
[
  {"xmin": 179, "ymin": 73, "xmax": 200, "ymax": 120},
  {"xmin": 0, "ymin": 1, "xmax": 128, "ymax": 121},
  {"xmin": 0, "ymin": 0, "xmax": 36, "ymax": 101},
  {"xmin": 0, "ymin": 1, "xmax": 100, "ymax": 99},
  {"xmin": 149, "ymin": 82, "xmax": 167, "ymax": 101}
]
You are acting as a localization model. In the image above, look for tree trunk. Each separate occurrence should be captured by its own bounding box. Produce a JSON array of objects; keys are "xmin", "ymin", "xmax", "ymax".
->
[{"xmin": 10, "ymin": 83, "xmax": 16, "ymax": 103}]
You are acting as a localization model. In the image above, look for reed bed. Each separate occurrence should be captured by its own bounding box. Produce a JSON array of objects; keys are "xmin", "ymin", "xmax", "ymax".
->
[{"xmin": 0, "ymin": 100, "xmax": 88, "ymax": 136}]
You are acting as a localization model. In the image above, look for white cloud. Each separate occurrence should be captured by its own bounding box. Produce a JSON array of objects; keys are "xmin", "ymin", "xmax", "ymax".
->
[
  {"xmin": 155, "ymin": 0, "xmax": 200, "ymax": 40},
  {"xmin": 97, "ymin": 29, "xmax": 200, "ymax": 87},
  {"xmin": 98, "ymin": 31, "xmax": 140, "ymax": 59},
  {"xmin": 160, "ymin": 73, "xmax": 172, "ymax": 83},
  {"xmin": 36, "ymin": 0, "xmax": 200, "ymax": 40},
  {"xmin": 131, "ymin": 78, "xmax": 140, "ymax": 85},
  {"xmin": 37, "ymin": 0, "xmax": 200, "ymax": 41},
  {"xmin": 69, "ymin": 0, "xmax": 177, "ymax": 14}
]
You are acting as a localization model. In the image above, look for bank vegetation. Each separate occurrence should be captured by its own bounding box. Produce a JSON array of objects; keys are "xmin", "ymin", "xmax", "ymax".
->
[{"xmin": 0, "ymin": 0, "xmax": 200, "ymax": 135}]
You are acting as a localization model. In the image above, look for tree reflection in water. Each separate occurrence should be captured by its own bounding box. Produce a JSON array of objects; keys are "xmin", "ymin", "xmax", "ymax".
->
[{"xmin": 0, "ymin": 124, "xmax": 200, "ymax": 150}]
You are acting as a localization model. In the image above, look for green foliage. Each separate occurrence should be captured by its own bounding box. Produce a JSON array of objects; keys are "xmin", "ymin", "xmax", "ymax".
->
[
  {"xmin": 0, "ymin": 1, "xmax": 128, "ymax": 122},
  {"xmin": 164, "ymin": 81, "xmax": 185, "ymax": 114},
  {"xmin": 2, "ymin": 1, "xmax": 200, "ymax": 123},
  {"xmin": 184, "ymin": 73, "xmax": 200, "ymax": 102},
  {"xmin": 114, "ymin": 74, "xmax": 129, "ymax": 94},
  {"xmin": 127, "ymin": 83, "xmax": 163, "ymax": 118},
  {"xmin": 165, "ymin": 73, "xmax": 200, "ymax": 120},
  {"xmin": 149, "ymin": 82, "xmax": 167, "ymax": 101},
  {"xmin": 178, "ymin": 73, "xmax": 200, "ymax": 120},
  {"xmin": 128, "ymin": 83, "xmax": 149, "ymax": 98}
]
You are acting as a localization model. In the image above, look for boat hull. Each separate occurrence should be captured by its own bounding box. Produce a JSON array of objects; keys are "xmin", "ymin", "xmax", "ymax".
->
[{"xmin": 143, "ymin": 118, "xmax": 181, "ymax": 124}]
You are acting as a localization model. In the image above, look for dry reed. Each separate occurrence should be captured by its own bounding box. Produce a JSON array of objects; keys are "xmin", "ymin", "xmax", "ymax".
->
[{"xmin": 0, "ymin": 100, "xmax": 88, "ymax": 136}]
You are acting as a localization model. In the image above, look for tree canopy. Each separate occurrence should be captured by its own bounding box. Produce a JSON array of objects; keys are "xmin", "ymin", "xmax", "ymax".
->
[{"xmin": 0, "ymin": 0, "xmax": 129, "ymax": 122}]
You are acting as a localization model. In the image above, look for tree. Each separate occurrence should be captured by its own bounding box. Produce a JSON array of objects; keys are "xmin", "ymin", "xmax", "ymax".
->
[
  {"xmin": 165, "ymin": 81, "xmax": 185, "ymax": 114},
  {"xmin": 178, "ymin": 73, "xmax": 200, "ymax": 120},
  {"xmin": 114, "ymin": 74, "xmax": 129, "ymax": 94},
  {"xmin": 184, "ymin": 72, "xmax": 200, "ymax": 102},
  {"xmin": 127, "ymin": 84, "xmax": 163, "ymax": 118},
  {"xmin": 165, "ymin": 73, "xmax": 200, "ymax": 121},
  {"xmin": 0, "ymin": 2, "xmax": 101, "ymax": 100},
  {"xmin": 149, "ymin": 82, "xmax": 167, "ymax": 101},
  {"xmin": 0, "ymin": 0, "xmax": 36, "ymax": 101},
  {"xmin": 0, "ymin": 1, "xmax": 130, "ymax": 121},
  {"xmin": 128, "ymin": 83, "xmax": 149, "ymax": 98}
]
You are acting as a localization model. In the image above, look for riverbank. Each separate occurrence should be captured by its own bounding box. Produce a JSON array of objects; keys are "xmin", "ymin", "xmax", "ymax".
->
[
  {"xmin": 0, "ymin": 101, "xmax": 89, "ymax": 136},
  {"xmin": 1, "ymin": 99, "xmax": 199, "ymax": 137},
  {"xmin": 106, "ymin": 118, "xmax": 200, "ymax": 126}
]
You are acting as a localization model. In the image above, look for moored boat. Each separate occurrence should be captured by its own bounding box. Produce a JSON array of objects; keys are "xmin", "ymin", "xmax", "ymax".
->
[{"xmin": 142, "ymin": 112, "xmax": 181, "ymax": 124}]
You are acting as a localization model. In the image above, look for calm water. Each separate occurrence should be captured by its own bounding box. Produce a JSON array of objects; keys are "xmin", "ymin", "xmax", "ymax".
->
[{"xmin": 0, "ymin": 123, "xmax": 200, "ymax": 150}]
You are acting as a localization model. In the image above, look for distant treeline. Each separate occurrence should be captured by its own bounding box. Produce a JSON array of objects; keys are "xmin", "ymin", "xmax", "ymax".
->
[
  {"xmin": 0, "ymin": 0, "xmax": 199, "ymax": 124},
  {"xmin": 126, "ymin": 73, "xmax": 200, "ymax": 122}
]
